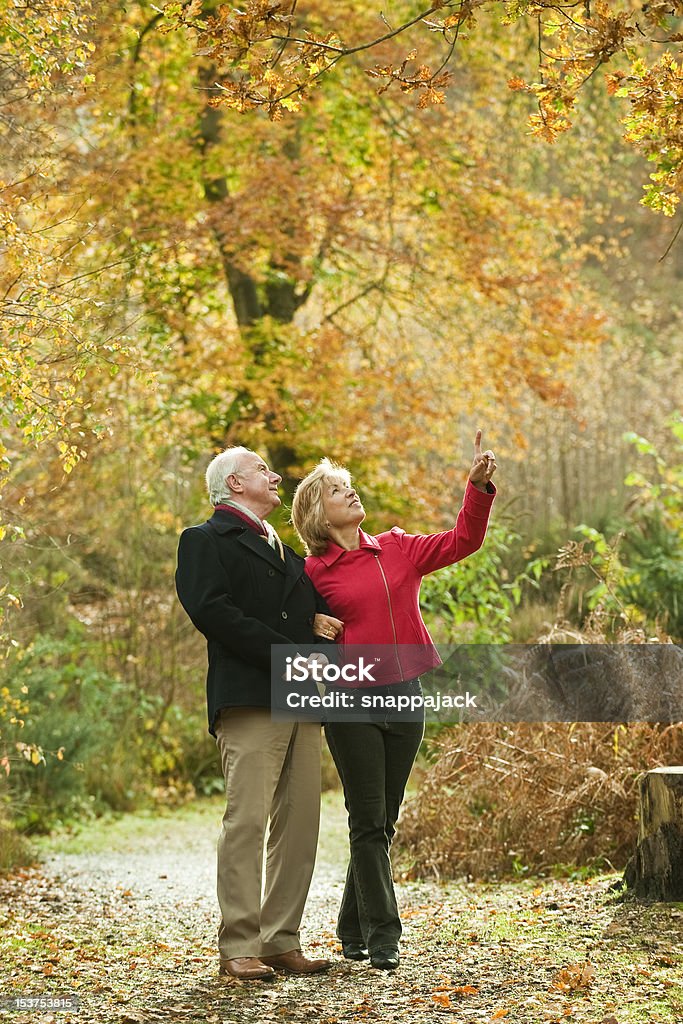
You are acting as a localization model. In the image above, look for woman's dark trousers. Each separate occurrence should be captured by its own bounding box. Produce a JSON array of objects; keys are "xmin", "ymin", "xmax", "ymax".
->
[{"xmin": 324, "ymin": 713, "xmax": 424, "ymax": 953}]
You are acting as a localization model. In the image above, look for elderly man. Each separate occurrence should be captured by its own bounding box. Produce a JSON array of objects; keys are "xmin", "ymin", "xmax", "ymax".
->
[{"xmin": 175, "ymin": 446, "xmax": 335, "ymax": 980}]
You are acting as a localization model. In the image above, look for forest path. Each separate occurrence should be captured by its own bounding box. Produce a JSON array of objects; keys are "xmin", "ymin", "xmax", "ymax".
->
[{"xmin": 1, "ymin": 792, "xmax": 682, "ymax": 1024}]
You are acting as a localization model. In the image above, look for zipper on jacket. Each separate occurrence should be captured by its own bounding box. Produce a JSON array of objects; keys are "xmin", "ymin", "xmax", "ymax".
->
[{"xmin": 374, "ymin": 553, "xmax": 405, "ymax": 681}]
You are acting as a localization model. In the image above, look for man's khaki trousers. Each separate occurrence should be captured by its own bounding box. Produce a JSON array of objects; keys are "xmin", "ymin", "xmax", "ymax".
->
[{"xmin": 214, "ymin": 707, "xmax": 321, "ymax": 959}]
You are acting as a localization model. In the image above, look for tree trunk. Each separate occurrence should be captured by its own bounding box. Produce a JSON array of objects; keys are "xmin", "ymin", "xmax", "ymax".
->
[{"xmin": 623, "ymin": 767, "xmax": 683, "ymax": 900}]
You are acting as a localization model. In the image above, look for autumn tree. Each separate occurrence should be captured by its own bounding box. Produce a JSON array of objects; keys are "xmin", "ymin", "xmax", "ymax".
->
[
  {"xmin": 167, "ymin": 0, "xmax": 683, "ymax": 216},
  {"xmin": 56, "ymin": 3, "xmax": 607, "ymax": 489}
]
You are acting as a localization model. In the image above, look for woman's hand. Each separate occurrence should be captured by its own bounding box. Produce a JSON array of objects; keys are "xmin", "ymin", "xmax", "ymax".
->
[
  {"xmin": 313, "ymin": 613, "xmax": 344, "ymax": 641},
  {"xmin": 468, "ymin": 429, "xmax": 497, "ymax": 492}
]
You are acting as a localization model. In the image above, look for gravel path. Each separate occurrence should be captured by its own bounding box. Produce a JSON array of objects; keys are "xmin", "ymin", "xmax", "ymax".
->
[
  {"xmin": 1, "ymin": 793, "xmax": 682, "ymax": 1024},
  {"xmin": 31, "ymin": 795, "xmax": 348, "ymax": 962}
]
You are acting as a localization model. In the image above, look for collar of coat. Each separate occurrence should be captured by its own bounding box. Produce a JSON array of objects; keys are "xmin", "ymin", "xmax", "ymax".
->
[
  {"xmin": 208, "ymin": 508, "xmax": 264, "ymax": 534},
  {"xmin": 213, "ymin": 503, "xmax": 265, "ymax": 535},
  {"xmin": 207, "ymin": 509, "xmax": 299, "ymax": 573},
  {"xmin": 317, "ymin": 528, "xmax": 382, "ymax": 567}
]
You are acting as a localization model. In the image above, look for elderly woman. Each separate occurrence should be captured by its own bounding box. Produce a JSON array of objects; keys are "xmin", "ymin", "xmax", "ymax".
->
[{"xmin": 291, "ymin": 432, "xmax": 496, "ymax": 971}]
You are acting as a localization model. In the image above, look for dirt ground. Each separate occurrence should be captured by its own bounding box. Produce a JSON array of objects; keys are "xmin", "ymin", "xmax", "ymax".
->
[{"xmin": 1, "ymin": 792, "xmax": 682, "ymax": 1024}]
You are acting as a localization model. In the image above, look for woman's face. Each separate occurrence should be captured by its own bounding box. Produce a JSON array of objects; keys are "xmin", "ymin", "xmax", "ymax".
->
[{"xmin": 322, "ymin": 475, "xmax": 365, "ymax": 531}]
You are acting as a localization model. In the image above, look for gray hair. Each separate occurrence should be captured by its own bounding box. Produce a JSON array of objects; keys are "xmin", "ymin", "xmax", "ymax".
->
[{"xmin": 205, "ymin": 446, "xmax": 253, "ymax": 506}]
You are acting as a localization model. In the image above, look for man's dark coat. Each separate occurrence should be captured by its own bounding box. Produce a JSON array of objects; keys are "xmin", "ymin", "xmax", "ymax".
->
[{"xmin": 176, "ymin": 509, "xmax": 330, "ymax": 735}]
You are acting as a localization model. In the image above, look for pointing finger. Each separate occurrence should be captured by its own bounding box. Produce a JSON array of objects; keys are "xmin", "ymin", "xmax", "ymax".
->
[{"xmin": 474, "ymin": 429, "xmax": 482, "ymax": 456}]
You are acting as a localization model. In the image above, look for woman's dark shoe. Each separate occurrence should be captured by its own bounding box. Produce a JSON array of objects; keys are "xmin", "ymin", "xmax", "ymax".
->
[
  {"xmin": 342, "ymin": 941, "xmax": 369, "ymax": 961},
  {"xmin": 370, "ymin": 946, "xmax": 399, "ymax": 970}
]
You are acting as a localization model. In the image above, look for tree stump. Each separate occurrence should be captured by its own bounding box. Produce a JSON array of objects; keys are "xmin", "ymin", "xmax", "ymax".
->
[{"xmin": 623, "ymin": 767, "xmax": 683, "ymax": 900}]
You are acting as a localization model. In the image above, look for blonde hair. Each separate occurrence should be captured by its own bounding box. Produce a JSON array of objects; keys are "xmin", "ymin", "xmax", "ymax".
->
[{"xmin": 291, "ymin": 458, "xmax": 352, "ymax": 556}]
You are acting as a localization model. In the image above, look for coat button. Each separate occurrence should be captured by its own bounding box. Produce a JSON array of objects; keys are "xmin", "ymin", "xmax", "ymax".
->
[
  {"xmin": 281, "ymin": 611, "xmax": 288, "ymax": 620},
  {"xmin": 268, "ymin": 569, "xmax": 275, "ymax": 576}
]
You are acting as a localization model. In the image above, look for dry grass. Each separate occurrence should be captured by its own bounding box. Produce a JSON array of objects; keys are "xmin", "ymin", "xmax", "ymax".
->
[{"xmin": 397, "ymin": 720, "xmax": 683, "ymax": 879}]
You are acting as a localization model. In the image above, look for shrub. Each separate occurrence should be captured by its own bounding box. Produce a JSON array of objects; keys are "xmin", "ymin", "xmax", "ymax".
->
[
  {"xmin": 545, "ymin": 419, "xmax": 683, "ymax": 642},
  {"xmin": 420, "ymin": 516, "xmax": 545, "ymax": 644},
  {"xmin": 396, "ymin": 720, "xmax": 682, "ymax": 879},
  {"xmin": 1, "ymin": 626, "xmax": 209, "ymax": 831}
]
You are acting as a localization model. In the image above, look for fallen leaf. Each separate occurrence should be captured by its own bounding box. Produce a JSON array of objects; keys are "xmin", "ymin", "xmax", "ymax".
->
[
  {"xmin": 432, "ymin": 993, "xmax": 451, "ymax": 1008},
  {"xmin": 550, "ymin": 961, "xmax": 594, "ymax": 992}
]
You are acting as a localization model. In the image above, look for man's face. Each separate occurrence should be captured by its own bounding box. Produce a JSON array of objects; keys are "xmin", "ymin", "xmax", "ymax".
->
[{"xmin": 229, "ymin": 451, "xmax": 282, "ymax": 518}]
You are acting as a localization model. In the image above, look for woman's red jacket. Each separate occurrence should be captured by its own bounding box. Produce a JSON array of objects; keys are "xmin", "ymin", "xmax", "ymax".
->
[{"xmin": 305, "ymin": 480, "xmax": 496, "ymax": 686}]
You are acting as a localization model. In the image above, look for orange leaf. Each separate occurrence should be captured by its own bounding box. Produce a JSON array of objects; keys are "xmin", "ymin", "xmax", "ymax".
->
[
  {"xmin": 551, "ymin": 962, "xmax": 594, "ymax": 992},
  {"xmin": 431, "ymin": 993, "xmax": 452, "ymax": 1008}
]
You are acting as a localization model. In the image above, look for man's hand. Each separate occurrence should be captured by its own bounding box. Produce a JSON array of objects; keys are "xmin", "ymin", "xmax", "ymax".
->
[
  {"xmin": 313, "ymin": 613, "xmax": 344, "ymax": 641},
  {"xmin": 468, "ymin": 429, "xmax": 497, "ymax": 492}
]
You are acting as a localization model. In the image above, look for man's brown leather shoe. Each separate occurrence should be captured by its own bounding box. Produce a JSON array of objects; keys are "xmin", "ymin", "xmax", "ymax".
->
[
  {"xmin": 261, "ymin": 949, "xmax": 331, "ymax": 974},
  {"xmin": 219, "ymin": 956, "xmax": 276, "ymax": 980}
]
